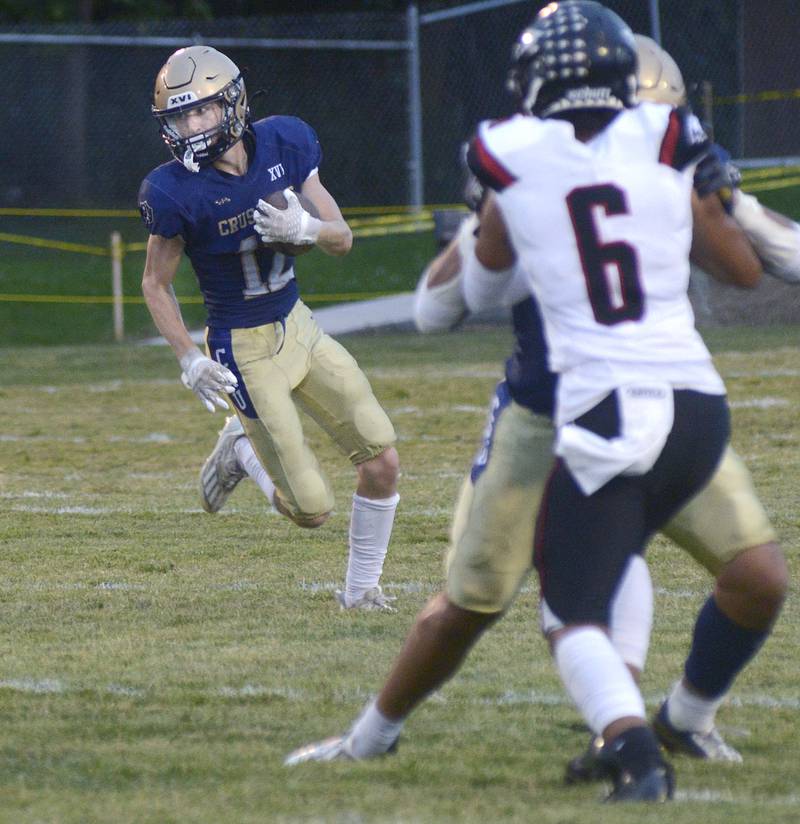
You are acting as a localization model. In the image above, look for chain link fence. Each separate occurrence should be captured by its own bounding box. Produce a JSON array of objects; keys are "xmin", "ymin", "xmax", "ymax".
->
[{"xmin": 1, "ymin": 1, "xmax": 798, "ymax": 210}]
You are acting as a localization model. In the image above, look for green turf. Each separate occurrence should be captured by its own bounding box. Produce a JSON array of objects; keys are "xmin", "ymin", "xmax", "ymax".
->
[{"xmin": 0, "ymin": 327, "xmax": 798, "ymax": 822}]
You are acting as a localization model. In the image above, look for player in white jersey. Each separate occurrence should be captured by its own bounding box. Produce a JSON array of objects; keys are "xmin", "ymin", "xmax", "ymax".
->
[
  {"xmin": 461, "ymin": 1, "xmax": 741, "ymax": 802},
  {"xmin": 283, "ymin": 7, "xmax": 786, "ymax": 800},
  {"xmin": 563, "ymin": 34, "xmax": 791, "ymax": 780}
]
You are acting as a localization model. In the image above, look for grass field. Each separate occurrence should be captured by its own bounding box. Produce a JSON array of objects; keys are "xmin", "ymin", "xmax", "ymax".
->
[{"xmin": 1, "ymin": 326, "xmax": 798, "ymax": 823}]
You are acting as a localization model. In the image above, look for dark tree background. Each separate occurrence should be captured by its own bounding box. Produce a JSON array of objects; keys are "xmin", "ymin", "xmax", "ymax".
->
[{"xmin": 2, "ymin": 0, "xmax": 471, "ymax": 23}]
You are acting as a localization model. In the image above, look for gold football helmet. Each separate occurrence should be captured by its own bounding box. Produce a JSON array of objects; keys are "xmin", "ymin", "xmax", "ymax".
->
[
  {"xmin": 152, "ymin": 46, "xmax": 249, "ymax": 172},
  {"xmin": 634, "ymin": 34, "xmax": 686, "ymax": 107}
]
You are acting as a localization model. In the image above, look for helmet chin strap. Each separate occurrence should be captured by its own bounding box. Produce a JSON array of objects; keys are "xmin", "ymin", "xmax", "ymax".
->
[{"xmin": 182, "ymin": 147, "xmax": 201, "ymax": 173}]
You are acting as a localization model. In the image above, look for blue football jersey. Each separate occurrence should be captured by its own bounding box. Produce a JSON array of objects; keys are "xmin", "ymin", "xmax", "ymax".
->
[
  {"xmin": 138, "ymin": 116, "xmax": 322, "ymax": 329},
  {"xmin": 505, "ymin": 296, "xmax": 557, "ymax": 419}
]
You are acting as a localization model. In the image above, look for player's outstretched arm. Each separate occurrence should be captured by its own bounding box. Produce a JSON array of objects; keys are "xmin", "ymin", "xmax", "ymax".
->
[
  {"xmin": 414, "ymin": 213, "xmax": 529, "ymax": 332},
  {"xmin": 690, "ymin": 191, "xmax": 762, "ymax": 288},
  {"xmin": 141, "ymin": 234, "xmax": 237, "ymax": 413},
  {"xmin": 732, "ymin": 191, "xmax": 800, "ymax": 283}
]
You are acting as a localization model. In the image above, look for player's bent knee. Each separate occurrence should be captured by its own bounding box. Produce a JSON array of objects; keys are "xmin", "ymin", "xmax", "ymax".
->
[
  {"xmin": 417, "ymin": 593, "xmax": 499, "ymax": 642},
  {"xmin": 290, "ymin": 510, "xmax": 331, "ymax": 529},
  {"xmin": 356, "ymin": 447, "xmax": 400, "ymax": 494},
  {"xmin": 718, "ymin": 541, "xmax": 789, "ymax": 610}
]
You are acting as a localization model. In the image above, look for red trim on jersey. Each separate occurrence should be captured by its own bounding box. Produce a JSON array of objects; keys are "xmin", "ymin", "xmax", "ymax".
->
[
  {"xmin": 658, "ymin": 109, "xmax": 682, "ymax": 167},
  {"xmin": 474, "ymin": 136, "xmax": 517, "ymax": 190}
]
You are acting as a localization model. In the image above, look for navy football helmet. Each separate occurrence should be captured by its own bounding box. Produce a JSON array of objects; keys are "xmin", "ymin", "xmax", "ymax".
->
[{"xmin": 508, "ymin": 1, "xmax": 638, "ymax": 118}]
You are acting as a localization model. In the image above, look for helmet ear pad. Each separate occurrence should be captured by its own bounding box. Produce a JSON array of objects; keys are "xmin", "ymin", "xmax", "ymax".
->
[{"xmin": 509, "ymin": 1, "xmax": 638, "ymax": 118}]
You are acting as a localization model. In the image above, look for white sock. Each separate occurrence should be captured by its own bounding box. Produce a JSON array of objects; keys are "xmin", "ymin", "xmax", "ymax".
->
[
  {"xmin": 554, "ymin": 627, "xmax": 646, "ymax": 735},
  {"xmin": 233, "ymin": 437, "xmax": 276, "ymax": 507},
  {"xmin": 346, "ymin": 699, "xmax": 404, "ymax": 758},
  {"xmin": 665, "ymin": 679, "xmax": 724, "ymax": 734},
  {"xmin": 610, "ymin": 555, "xmax": 653, "ymax": 672},
  {"xmin": 344, "ymin": 492, "xmax": 399, "ymax": 605}
]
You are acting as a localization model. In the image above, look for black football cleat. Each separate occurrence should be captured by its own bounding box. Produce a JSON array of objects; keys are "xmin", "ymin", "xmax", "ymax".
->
[
  {"xmin": 653, "ymin": 702, "xmax": 743, "ymax": 762},
  {"xmin": 606, "ymin": 762, "xmax": 675, "ymax": 803},
  {"xmin": 565, "ymin": 735, "xmax": 615, "ymax": 784}
]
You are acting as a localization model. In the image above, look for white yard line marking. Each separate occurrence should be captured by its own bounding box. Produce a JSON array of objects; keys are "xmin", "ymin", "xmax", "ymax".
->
[
  {"xmin": 7, "ymin": 505, "xmax": 227, "ymax": 515},
  {"xmin": 369, "ymin": 367, "xmax": 503, "ymax": 380},
  {"xmin": 726, "ymin": 368, "xmax": 800, "ymax": 378},
  {"xmin": 31, "ymin": 379, "xmax": 176, "ymax": 393},
  {"xmin": 1, "ymin": 433, "xmax": 174, "ymax": 444},
  {"xmin": 2, "ymin": 677, "xmax": 797, "ymax": 712},
  {"xmin": 0, "ymin": 678, "xmax": 66, "ymax": 694},
  {"xmin": 0, "ymin": 490, "xmax": 69, "ymax": 499},
  {"xmin": 729, "ymin": 397, "xmax": 790, "ymax": 409}
]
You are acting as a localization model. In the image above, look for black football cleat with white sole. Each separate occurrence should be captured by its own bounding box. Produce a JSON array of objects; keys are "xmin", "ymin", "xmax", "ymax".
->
[{"xmin": 653, "ymin": 702, "xmax": 743, "ymax": 762}]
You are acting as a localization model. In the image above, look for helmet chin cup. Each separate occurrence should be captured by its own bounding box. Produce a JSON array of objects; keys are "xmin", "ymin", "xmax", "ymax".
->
[{"xmin": 182, "ymin": 147, "xmax": 200, "ymax": 173}]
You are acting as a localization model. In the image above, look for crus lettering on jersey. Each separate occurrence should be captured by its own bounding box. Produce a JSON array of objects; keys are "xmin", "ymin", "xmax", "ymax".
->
[{"xmin": 218, "ymin": 208, "xmax": 255, "ymax": 236}]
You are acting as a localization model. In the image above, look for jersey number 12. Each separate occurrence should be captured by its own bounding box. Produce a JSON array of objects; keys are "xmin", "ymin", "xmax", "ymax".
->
[{"xmin": 238, "ymin": 236, "xmax": 293, "ymax": 297}]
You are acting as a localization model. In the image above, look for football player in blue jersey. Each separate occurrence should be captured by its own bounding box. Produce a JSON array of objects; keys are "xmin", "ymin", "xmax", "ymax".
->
[
  {"xmin": 139, "ymin": 46, "xmax": 399, "ymax": 611},
  {"xmin": 284, "ymin": 7, "xmax": 789, "ymax": 802}
]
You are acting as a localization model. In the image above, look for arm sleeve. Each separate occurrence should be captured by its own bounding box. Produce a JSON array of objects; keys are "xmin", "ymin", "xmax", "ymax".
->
[
  {"xmin": 733, "ymin": 190, "xmax": 800, "ymax": 283},
  {"xmin": 461, "ymin": 235, "xmax": 516, "ymax": 314}
]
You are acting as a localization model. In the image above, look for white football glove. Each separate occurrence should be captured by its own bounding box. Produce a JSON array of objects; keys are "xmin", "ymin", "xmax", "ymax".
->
[
  {"xmin": 254, "ymin": 188, "xmax": 322, "ymax": 246},
  {"xmin": 179, "ymin": 349, "xmax": 238, "ymax": 414}
]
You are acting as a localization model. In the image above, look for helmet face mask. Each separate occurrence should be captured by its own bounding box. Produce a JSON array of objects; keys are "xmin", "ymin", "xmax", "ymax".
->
[
  {"xmin": 152, "ymin": 46, "xmax": 249, "ymax": 172},
  {"xmin": 508, "ymin": 1, "xmax": 638, "ymax": 118}
]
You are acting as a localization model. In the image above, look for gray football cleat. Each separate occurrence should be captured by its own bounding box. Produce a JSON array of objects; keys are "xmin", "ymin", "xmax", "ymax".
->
[
  {"xmin": 199, "ymin": 415, "xmax": 247, "ymax": 513},
  {"xmin": 653, "ymin": 702, "xmax": 743, "ymax": 762},
  {"xmin": 285, "ymin": 732, "xmax": 399, "ymax": 766},
  {"xmin": 284, "ymin": 736, "xmax": 353, "ymax": 766},
  {"xmin": 335, "ymin": 585, "xmax": 397, "ymax": 613}
]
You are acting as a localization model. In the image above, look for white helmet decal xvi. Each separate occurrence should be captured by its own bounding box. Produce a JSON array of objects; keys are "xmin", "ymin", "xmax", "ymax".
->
[{"xmin": 167, "ymin": 91, "xmax": 199, "ymax": 109}]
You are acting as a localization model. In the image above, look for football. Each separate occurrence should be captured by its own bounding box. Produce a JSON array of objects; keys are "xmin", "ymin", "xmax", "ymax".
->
[{"xmin": 260, "ymin": 189, "xmax": 320, "ymax": 257}]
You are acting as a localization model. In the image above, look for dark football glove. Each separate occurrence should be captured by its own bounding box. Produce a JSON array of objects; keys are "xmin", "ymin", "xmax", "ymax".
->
[
  {"xmin": 694, "ymin": 143, "xmax": 741, "ymax": 214},
  {"xmin": 460, "ymin": 141, "xmax": 486, "ymax": 213}
]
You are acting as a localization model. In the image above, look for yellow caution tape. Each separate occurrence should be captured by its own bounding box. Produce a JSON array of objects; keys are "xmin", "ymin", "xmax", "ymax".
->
[
  {"xmin": 0, "ymin": 232, "xmax": 108, "ymax": 256},
  {"xmin": 0, "ymin": 203, "xmax": 463, "ymax": 219},
  {"xmin": 0, "ymin": 291, "xmax": 402, "ymax": 306},
  {"xmin": 714, "ymin": 89, "xmax": 800, "ymax": 106}
]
